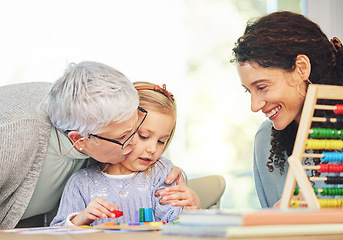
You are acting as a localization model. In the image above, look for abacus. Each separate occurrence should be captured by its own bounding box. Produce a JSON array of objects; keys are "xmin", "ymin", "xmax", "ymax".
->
[{"xmin": 280, "ymin": 84, "xmax": 343, "ymax": 209}]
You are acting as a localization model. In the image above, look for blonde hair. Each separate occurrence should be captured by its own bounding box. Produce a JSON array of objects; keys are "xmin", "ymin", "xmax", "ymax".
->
[
  {"xmin": 134, "ymin": 81, "xmax": 177, "ymax": 152},
  {"xmin": 99, "ymin": 81, "xmax": 177, "ymax": 177}
]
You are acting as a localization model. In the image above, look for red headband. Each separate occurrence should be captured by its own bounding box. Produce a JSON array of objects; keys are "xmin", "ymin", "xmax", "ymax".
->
[
  {"xmin": 135, "ymin": 84, "xmax": 174, "ymax": 102},
  {"xmin": 331, "ymin": 37, "xmax": 342, "ymax": 52}
]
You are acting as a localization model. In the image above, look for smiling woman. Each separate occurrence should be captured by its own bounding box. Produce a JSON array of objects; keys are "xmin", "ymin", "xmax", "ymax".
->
[
  {"xmin": 237, "ymin": 58, "xmax": 310, "ymax": 131},
  {"xmin": 232, "ymin": 11, "xmax": 343, "ymax": 208}
]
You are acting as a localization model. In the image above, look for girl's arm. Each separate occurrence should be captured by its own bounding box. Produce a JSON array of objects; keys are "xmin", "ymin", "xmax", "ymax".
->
[
  {"xmin": 152, "ymin": 159, "xmax": 183, "ymax": 222},
  {"xmin": 50, "ymin": 173, "xmax": 88, "ymax": 226},
  {"xmin": 50, "ymin": 170, "xmax": 120, "ymax": 226}
]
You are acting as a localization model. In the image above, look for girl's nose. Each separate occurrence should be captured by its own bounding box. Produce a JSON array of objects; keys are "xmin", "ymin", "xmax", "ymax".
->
[
  {"xmin": 251, "ymin": 94, "xmax": 266, "ymax": 113},
  {"xmin": 146, "ymin": 143, "xmax": 157, "ymax": 154}
]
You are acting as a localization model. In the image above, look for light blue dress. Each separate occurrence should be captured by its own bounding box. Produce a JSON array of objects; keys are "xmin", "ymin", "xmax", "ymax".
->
[
  {"xmin": 50, "ymin": 157, "xmax": 181, "ymax": 226},
  {"xmin": 253, "ymin": 120, "xmax": 288, "ymax": 208}
]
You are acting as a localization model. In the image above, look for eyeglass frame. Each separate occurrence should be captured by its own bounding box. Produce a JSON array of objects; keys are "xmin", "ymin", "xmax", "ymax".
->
[{"xmin": 89, "ymin": 106, "xmax": 148, "ymax": 149}]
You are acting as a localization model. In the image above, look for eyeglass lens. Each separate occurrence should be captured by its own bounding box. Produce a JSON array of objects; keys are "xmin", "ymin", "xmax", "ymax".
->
[{"xmin": 121, "ymin": 107, "xmax": 147, "ymax": 149}]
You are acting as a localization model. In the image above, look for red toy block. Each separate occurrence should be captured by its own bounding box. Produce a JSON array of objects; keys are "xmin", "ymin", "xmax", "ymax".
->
[{"xmin": 112, "ymin": 210, "xmax": 123, "ymax": 218}]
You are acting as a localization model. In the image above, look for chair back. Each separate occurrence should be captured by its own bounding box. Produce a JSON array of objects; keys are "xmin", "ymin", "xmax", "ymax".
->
[{"xmin": 188, "ymin": 175, "xmax": 226, "ymax": 209}]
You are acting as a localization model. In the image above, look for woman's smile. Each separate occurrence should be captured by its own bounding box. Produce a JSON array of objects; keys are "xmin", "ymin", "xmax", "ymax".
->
[{"xmin": 265, "ymin": 106, "xmax": 281, "ymax": 119}]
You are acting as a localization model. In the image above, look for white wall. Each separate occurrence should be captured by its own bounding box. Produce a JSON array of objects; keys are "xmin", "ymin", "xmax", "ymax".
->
[{"xmin": 306, "ymin": 0, "xmax": 343, "ymax": 40}]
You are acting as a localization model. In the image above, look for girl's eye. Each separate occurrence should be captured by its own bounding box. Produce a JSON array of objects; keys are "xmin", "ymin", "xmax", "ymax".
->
[{"xmin": 158, "ymin": 140, "xmax": 166, "ymax": 144}]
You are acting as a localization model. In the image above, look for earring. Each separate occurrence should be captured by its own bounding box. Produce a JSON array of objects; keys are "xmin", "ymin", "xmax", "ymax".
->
[
  {"xmin": 79, "ymin": 148, "xmax": 83, "ymax": 151},
  {"xmin": 297, "ymin": 79, "xmax": 312, "ymax": 97}
]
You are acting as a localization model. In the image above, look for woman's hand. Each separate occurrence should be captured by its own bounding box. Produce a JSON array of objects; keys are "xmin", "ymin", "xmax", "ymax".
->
[
  {"xmin": 165, "ymin": 166, "xmax": 186, "ymax": 185},
  {"xmin": 157, "ymin": 183, "xmax": 201, "ymax": 210},
  {"xmin": 273, "ymin": 192, "xmax": 306, "ymax": 208},
  {"xmin": 155, "ymin": 166, "xmax": 186, "ymax": 201},
  {"xmin": 71, "ymin": 197, "xmax": 119, "ymax": 226}
]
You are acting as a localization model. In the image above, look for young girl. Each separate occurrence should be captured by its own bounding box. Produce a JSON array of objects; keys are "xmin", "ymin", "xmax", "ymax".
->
[{"xmin": 50, "ymin": 82, "xmax": 200, "ymax": 226}]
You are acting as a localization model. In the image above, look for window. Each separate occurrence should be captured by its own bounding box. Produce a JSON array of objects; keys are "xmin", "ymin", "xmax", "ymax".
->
[{"xmin": 0, "ymin": 0, "xmax": 303, "ymax": 209}]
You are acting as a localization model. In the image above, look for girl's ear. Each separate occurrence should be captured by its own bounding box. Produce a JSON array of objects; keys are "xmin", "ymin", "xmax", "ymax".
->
[{"xmin": 295, "ymin": 54, "xmax": 311, "ymax": 80}]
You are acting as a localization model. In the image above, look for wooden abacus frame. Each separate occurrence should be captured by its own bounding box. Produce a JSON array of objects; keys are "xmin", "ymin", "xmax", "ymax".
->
[{"xmin": 280, "ymin": 84, "xmax": 343, "ymax": 209}]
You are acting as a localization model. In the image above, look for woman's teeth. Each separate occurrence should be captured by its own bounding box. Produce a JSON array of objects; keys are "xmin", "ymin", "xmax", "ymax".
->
[{"xmin": 266, "ymin": 106, "xmax": 281, "ymax": 118}]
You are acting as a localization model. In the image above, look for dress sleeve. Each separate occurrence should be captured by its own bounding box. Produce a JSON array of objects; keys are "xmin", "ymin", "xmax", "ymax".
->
[
  {"xmin": 253, "ymin": 120, "xmax": 273, "ymax": 208},
  {"xmin": 50, "ymin": 171, "xmax": 89, "ymax": 226},
  {"xmin": 151, "ymin": 158, "xmax": 182, "ymax": 223},
  {"xmin": 159, "ymin": 156, "xmax": 188, "ymax": 183}
]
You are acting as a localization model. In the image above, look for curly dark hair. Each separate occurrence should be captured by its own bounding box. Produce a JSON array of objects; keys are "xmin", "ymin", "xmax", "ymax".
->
[{"xmin": 231, "ymin": 11, "xmax": 343, "ymax": 174}]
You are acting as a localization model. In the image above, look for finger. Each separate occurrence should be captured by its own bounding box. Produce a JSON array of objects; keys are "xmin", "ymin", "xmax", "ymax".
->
[
  {"xmin": 82, "ymin": 206, "xmax": 106, "ymax": 221},
  {"xmin": 171, "ymin": 199, "xmax": 190, "ymax": 207},
  {"xmin": 159, "ymin": 198, "xmax": 178, "ymax": 205},
  {"xmin": 111, "ymin": 209, "xmax": 123, "ymax": 218},
  {"xmin": 158, "ymin": 184, "xmax": 188, "ymax": 197},
  {"xmin": 177, "ymin": 173, "xmax": 186, "ymax": 185},
  {"xmin": 155, "ymin": 189, "xmax": 163, "ymax": 197},
  {"xmin": 90, "ymin": 198, "xmax": 117, "ymax": 218},
  {"xmin": 95, "ymin": 197, "xmax": 118, "ymax": 212},
  {"xmin": 162, "ymin": 191, "xmax": 188, "ymax": 202},
  {"xmin": 185, "ymin": 206, "xmax": 200, "ymax": 210},
  {"xmin": 165, "ymin": 167, "xmax": 183, "ymax": 185},
  {"xmin": 85, "ymin": 212, "xmax": 103, "ymax": 222}
]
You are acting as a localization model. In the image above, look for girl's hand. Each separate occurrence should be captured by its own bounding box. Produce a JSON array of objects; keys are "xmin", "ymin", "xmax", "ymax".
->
[
  {"xmin": 71, "ymin": 197, "xmax": 119, "ymax": 226},
  {"xmin": 157, "ymin": 183, "xmax": 201, "ymax": 210}
]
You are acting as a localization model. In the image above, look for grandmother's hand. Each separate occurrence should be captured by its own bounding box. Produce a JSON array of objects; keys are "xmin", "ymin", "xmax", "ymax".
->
[
  {"xmin": 155, "ymin": 166, "xmax": 186, "ymax": 205},
  {"xmin": 158, "ymin": 183, "xmax": 201, "ymax": 209}
]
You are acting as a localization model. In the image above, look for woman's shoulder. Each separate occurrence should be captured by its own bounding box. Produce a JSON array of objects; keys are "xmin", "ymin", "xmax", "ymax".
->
[
  {"xmin": 255, "ymin": 120, "xmax": 272, "ymax": 138},
  {"xmin": 0, "ymin": 82, "xmax": 52, "ymax": 123},
  {"xmin": 254, "ymin": 120, "xmax": 272, "ymax": 148},
  {"xmin": 256, "ymin": 119, "xmax": 273, "ymax": 133}
]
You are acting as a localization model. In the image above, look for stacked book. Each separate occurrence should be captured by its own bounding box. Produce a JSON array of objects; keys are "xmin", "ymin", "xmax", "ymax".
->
[{"xmin": 161, "ymin": 208, "xmax": 343, "ymax": 238}]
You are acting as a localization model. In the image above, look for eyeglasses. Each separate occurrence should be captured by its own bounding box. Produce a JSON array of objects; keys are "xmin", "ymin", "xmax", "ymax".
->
[{"xmin": 89, "ymin": 106, "xmax": 148, "ymax": 149}]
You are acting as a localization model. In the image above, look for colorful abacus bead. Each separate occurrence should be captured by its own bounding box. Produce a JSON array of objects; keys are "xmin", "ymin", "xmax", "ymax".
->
[{"xmin": 334, "ymin": 104, "xmax": 343, "ymax": 114}]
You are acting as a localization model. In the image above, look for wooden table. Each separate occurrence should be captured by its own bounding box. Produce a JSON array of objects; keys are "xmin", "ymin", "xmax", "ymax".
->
[{"xmin": 1, "ymin": 230, "xmax": 343, "ymax": 240}]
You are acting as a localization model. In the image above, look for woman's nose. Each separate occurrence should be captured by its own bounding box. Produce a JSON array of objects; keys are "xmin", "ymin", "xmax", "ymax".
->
[
  {"xmin": 251, "ymin": 94, "xmax": 266, "ymax": 113},
  {"xmin": 128, "ymin": 133, "xmax": 139, "ymax": 146}
]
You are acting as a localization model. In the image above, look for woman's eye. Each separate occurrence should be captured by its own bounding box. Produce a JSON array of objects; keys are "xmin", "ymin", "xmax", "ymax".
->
[
  {"xmin": 139, "ymin": 134, "xmax": 148, "ymax": 140},
  {"xmin": 117, "ymin": 135, "xmax": 126, "ymax": 140},
  {"xmin": 257, "ymin": 85, "xmax": 267, "ymax": 91}
]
